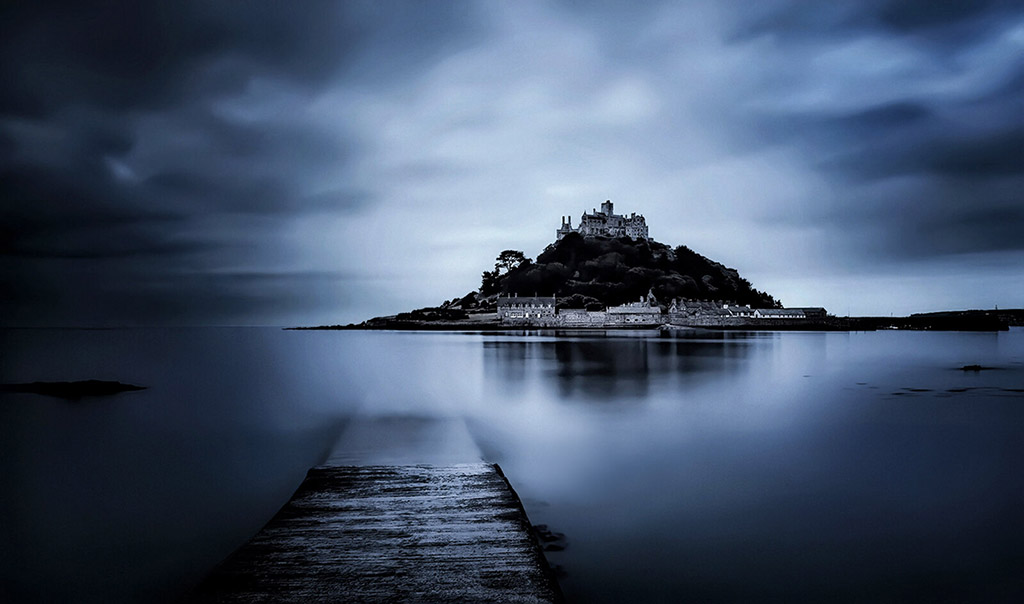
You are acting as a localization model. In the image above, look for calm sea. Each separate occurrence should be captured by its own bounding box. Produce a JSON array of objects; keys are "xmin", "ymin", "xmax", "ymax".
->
[{"xmin": 2, "ymin": 327, "xmax": 1022, "ymax": 602}]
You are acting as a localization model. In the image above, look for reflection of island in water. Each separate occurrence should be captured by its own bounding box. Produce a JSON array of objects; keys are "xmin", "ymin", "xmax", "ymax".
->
[{"xmin": 483, "ymin": 331, "xmax": 762, "ymax": 400}]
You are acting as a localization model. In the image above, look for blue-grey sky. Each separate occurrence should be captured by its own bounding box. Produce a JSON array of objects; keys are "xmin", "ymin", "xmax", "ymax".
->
[{"xmin": 2, "ymin": 0, "xmax": 1022, "ymax": 326}]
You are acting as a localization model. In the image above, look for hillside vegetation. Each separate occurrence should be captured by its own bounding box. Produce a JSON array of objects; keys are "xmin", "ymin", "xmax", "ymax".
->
[{"xmin": 459, "ymin": 232, "xmax": 780, "ymax": 310}]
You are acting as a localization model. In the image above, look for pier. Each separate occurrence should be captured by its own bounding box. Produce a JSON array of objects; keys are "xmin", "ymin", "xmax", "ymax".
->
[{"xmin": 190, "ymin": 418, "xmax": 562, "ymax": 603}]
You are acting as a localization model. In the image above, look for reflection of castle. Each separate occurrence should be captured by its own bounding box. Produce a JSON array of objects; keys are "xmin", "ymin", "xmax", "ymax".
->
[{"xmin": 557, "ymin": 200, "xmax": 649, "ymax": 241}]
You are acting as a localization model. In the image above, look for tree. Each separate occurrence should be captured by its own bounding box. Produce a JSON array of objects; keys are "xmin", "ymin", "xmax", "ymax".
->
[
  {"xmin": 495, "ymin": 250, "xmax": 529, "ymax": 274},
  {"xmin": 480, "ymin": 269, "xmax": 501, "ymax": 295}
]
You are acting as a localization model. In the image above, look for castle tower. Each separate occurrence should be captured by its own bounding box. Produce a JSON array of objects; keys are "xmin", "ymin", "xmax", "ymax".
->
[
  {"xmin": 556, "ymin": 199, "xmax": 648, "ymax": 241},
  {"xmin": 556, "ymin": 215, "xmax": 574, "ymax": 240}
]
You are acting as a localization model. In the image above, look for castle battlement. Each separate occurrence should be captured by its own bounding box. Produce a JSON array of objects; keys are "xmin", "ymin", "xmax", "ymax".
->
[{"xmin": 556, "ymin": 200, "xmax": 649, "ymax": 241}]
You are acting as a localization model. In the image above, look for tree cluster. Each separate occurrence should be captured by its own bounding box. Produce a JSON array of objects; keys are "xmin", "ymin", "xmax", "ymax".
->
[
  {"xmin": 479, "ymin": 233, "xmax": 780, "ymax": 309},
  {"xmin": 481, "ymin": 249, "xmax": 530, "ymax": 295}
]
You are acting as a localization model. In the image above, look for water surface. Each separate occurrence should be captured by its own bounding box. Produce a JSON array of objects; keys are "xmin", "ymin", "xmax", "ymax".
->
[{"xmin": 2, "ymin": 327, "xmax": 1022, "ymax": 602}]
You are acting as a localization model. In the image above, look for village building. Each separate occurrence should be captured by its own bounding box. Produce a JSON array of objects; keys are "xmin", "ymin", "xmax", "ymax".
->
[
  {"xmin": 556, "ymin": 308, "xmax": 608, "ymax": 327},
  {"xmin": 495, "ymin": 294, "xmax": 825, "ymax": 327},
  {"xmin": 723, "ymin": 304, "xmax": 755, "ymax": 318},
  {"xmin": 666, "ymin": 298, "xmax": 827, "ymax": 325},
  {"xmin": 668, "ymin": 299, "xmax": 723, "ymax": 315},
  {"xmin": 605, "ymin": 297, "xmax": 663, "ymax": 325},
  {"xmin": 496, "ymin": 295, "xmax": 556, "ymax": 324},
  {"xmin": 790, "ymin": 307, "xmax": 828, "ymax": 319},
  {"xmin": 557, "ymin": 200, "xmax": 649, "ymax": 241},
  {"xmin": 753, "ymin": 308, "xmax": 807, "ymax": 319},
  {"xmin": 606, "ymin": 306, "xmax": 662, "ymax": 325}
]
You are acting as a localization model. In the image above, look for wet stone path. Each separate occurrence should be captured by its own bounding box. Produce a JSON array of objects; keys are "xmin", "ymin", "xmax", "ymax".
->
[{"xmin": 190, "ymin": 418, "xmax": 561, "ymax": 603}]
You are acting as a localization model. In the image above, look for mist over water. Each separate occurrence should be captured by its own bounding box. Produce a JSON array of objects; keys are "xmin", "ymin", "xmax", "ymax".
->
[{"xmin": 2, "ymin": 328, "xmax": 1022, "ymax": 602}]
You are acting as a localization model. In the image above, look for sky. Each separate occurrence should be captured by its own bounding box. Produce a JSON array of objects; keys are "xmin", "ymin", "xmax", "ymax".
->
[{"xmin": 1, "ymin": 0, "xmax": 1022, "ymax": 326}]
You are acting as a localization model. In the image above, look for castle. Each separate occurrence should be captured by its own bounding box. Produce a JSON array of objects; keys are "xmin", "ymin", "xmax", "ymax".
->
[{"xmin": 556, "ymin": 200, "xmax": 649, "ymax": 241}]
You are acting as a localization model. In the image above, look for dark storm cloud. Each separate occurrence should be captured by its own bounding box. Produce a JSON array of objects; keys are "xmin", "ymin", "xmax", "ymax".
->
[
  {"xmin": 831, "ymin": 102, "xmax": 933, "ymax": 133},
  {"xmin": 0, "ymin": 1, "xmax": 363, "ymax": 116},
  {"xmin": 733, "ymin": 0, "xmax": 1021, "ymax": 43},
  {"xmin": 873, "ymin": 0, "xmax": 1010, "ymax": 32},
  {"xmin": 0, "ymin": 0, "xmax": 475, "ymax": 325},
  {"xmin": 830, "ymin": 126, "xmax": 1024, "ymax": 180},
  {"xmin": 782, "ymin": 97, "xmax": 1024, "ymax": 184},
  {"xmin": 726, "ymin": 0, "xmax": 1024, "ymax": 262},
  {"xmin": 825, "ymin": 179, "xmax": 1024, "ymax": 260}
]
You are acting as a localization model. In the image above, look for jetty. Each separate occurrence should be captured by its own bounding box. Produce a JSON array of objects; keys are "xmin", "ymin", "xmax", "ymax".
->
[{"xmin": 189, "ymin": 418, "xmax": 562, "ymax": 603}]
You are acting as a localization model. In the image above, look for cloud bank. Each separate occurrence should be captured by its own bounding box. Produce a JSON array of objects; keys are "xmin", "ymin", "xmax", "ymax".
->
[{"xmin": 2, "ymin": 1, "xmax": 1021, "ymax": 325}]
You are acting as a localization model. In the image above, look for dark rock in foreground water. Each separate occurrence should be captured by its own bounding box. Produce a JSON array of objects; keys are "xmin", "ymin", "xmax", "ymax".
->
[
  {"xmin": 1, "ymin": 379, "xmax": 146, "ymax": 400},
  {"xmin": 533, "ymin": 524, "xmax": 569, "ymax": 552}
]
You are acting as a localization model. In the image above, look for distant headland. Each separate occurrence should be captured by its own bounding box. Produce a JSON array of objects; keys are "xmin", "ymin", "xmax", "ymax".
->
[{"xmin": 295, "ymin": 199, "xmax": 1017, "ymax": 332}]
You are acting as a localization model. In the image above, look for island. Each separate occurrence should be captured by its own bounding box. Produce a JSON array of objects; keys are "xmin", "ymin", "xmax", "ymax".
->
[{"xmin": 293, "ymin": 200, "xmax": 1015, "ymax": 332}]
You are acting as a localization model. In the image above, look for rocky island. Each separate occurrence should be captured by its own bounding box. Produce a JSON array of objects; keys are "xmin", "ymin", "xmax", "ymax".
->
[
  {"xmin": 301, "ymin": 200, "xmax": 840, "ymax": 330},
  {"xmin": 295, "ymin": 200, "xmax": 1014, "ymax": 332}
]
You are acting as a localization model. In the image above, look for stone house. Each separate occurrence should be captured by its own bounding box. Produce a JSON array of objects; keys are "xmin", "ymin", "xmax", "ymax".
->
[
  {"xmin": 753, "ymin": 308, "xmax": 806, "ymax": 319},
  {"xmin": 605, "ymin": 299, "xmax": 663, "ymax": 325},
  {"xmin": 723, "ymin": 304, "xmax": 754, "ymax": 318},
  {"xmin": 497, "ymin": 295, "xmax": 557, "ymax": 324}
]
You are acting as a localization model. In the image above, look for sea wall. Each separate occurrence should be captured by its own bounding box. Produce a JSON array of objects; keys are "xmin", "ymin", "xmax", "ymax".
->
[
  {"xmin": 556, "ymin": 309, "xmax": 607, "ymax": 327},
  {"xmin": 668, "ymin": 314, "xmax": 845, "ymax": 329},
  {"xmin": 668, "ymin": 313, "xmax": 749, "ymax": 327}
]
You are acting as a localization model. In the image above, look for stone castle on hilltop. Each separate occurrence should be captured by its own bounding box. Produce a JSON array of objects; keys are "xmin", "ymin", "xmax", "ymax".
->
[{"xmin": 556, "ymin": 200, "xmax": 649, "ymax": 241}]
